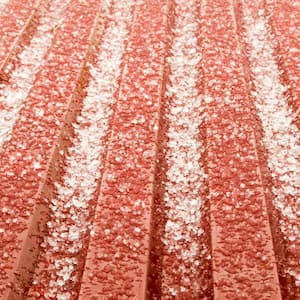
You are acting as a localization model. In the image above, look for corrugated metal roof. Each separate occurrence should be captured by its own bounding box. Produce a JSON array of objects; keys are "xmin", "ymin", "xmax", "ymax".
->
[{"xmin": 0, "ymin": 0, "xmax": 299, "ymax": 299}]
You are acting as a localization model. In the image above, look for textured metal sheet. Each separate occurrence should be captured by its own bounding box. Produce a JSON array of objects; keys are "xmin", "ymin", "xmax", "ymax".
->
[{"xmin": 0, "ymin": 0, "xmax": 299, "ymax": 299}]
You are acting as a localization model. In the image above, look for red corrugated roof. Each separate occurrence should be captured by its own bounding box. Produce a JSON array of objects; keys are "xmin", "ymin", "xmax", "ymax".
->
[{"xmin": 0, "ymin": 0, "xmax": 299, "ymax": 299}]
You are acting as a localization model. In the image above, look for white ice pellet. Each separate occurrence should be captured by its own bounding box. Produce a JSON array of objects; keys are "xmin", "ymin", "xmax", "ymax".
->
[
  {"xmin": 33, "ymin": 161, "xmax": 41, "ymax": 169},
  {"xmin": 57, "ymin": 292, "xmax": 71, "ymax": 300},
  {"xmin": 134, "ymin": 227, "xmax": 141, "ymax": 234}
]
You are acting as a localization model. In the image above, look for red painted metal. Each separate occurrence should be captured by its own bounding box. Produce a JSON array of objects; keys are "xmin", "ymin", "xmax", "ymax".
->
[
  {"xmin": 234, "ymin": 1, "xmax": 300, "ymax": 298},
  {"xmin": 0, "ymin": 1, "xmax": 102, "ymax": 298},
  {"xmin": 78, "ymin": 1, "xmax": 171, "ymax": 299},
  {"xmin": 148, "ymin": 1, "xmax": 213, "ymax": 299},
  {"xmin": 199, "ymin": 0, "xmax": 282, "ymax": 299}
]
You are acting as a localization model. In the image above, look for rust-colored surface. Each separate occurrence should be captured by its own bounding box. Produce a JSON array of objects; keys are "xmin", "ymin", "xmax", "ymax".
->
[{"xmin": 0, "ymin": 0, "xmax": 299, "ymax": 299}]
